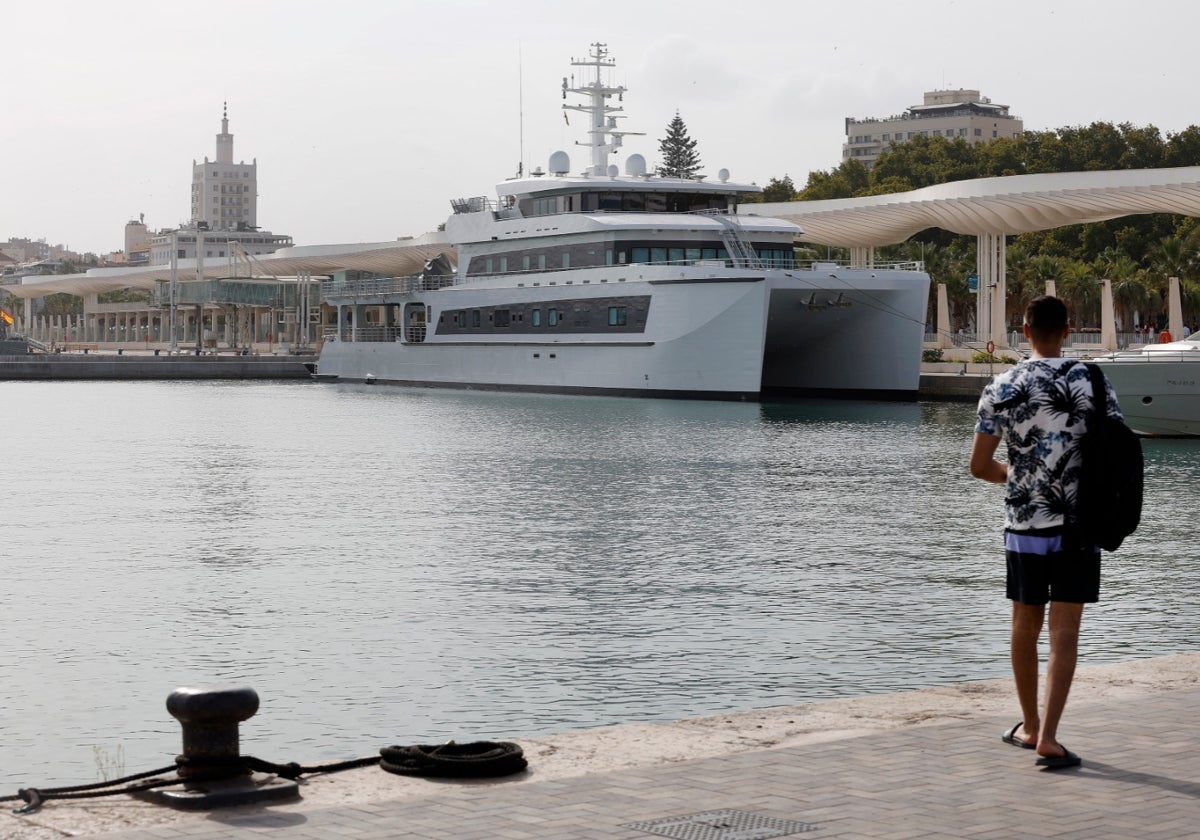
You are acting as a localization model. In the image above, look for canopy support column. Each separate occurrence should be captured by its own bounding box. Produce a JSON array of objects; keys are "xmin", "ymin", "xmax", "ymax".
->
[{"xmin": 976, "ymin": 233, "xmax": 1008, "ymax": 349}]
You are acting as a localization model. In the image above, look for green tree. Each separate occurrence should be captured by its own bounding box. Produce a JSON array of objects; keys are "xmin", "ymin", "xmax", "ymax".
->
[
  {"xmin": 797, "ymin": 159, "xmax": 871, "ymax": 200},
  {"xmin": 1102, "ymin": 251, "xmax": 1151, "ymax": 332},
  {"xmin": 1057, "ymin": 260, "xmax": 1101, "ymax": 326},
  {"xmin": 760, "ymin": 174, "xmax": 797, "ymax": 202},
  {"xmin": 655, "ymin": 112, "xmax": 702, "ymax": 178},
  {"xmin": 42, "ymin": 293, "xmax": 82, "ymax": 317}
]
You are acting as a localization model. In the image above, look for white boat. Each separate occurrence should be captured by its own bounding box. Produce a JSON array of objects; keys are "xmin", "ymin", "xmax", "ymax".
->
[
  {"xmin": 1095, "ymin": 333, "xmax": 1200, "ymax": 436},
  {"xmin": 315, "ymin": 44, "xmax": 930, "ymax": 400}
]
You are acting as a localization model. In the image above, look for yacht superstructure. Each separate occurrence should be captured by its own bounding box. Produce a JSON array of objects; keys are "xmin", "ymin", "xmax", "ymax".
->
[{"xmin": 315, "ymin": 44, "xmax": 930, "ymax": 399}]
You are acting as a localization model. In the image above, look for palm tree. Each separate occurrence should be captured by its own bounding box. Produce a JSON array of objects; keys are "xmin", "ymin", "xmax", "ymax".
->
[
  {"xmin": 1056, "ymin": 260, "xmax": 1101, "ymax": 327},
  {"xmin": 1145, "ymin": 236, "xmax": 1196, "ymax": 324},
  {"xmin": 1004, "ymin": 243, "xmax": 1040, "ymax": 323},
  {"xmin": 1103, "ymin": 255, "xmax": 1150, "ymax": 332}
]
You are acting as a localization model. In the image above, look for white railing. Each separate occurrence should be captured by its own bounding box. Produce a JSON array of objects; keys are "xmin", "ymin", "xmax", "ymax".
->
[
  {"xmin": 323, "ymin": 275, "xmax": 456, "ymax": 298},
  {"xmin": 322, "ymin": 326, "xmax": 403, "ymax": 343}
]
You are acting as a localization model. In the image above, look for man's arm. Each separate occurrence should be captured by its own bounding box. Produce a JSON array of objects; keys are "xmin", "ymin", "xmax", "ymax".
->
[{"xmin": 969, "ymin": 432, "xmax": 1008, "ymax": 484}]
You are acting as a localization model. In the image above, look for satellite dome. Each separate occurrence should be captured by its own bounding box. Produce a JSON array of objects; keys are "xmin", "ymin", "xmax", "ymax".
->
[
  {"xmin": 607, "ymin": 164, "xmax": 619, "ymax": 177},
  {"xmin": 548, "ymin": 150, "xmax": 570, "ymax": 175},
  {"xmin": 718, "ymin": 168, "xmax": 730, "ymax": 183},
  {"xmin": 625, "ymin": 153, "xmax": 647, "ymax": 176}
]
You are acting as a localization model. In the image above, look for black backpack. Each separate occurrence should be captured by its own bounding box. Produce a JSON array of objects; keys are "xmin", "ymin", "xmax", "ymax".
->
[{"xmin": 1073, "ymin": 363, "xmax": 1144, "ymax": 551}]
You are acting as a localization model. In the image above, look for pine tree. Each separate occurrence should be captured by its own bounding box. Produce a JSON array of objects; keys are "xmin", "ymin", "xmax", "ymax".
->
[{"xmin": 656, "ymin": 112, "xmax": 702, "ymax": 179}]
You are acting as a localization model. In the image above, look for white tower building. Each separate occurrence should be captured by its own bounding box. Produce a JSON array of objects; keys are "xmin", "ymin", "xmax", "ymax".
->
[
  {"xmin": 189, "ymin": 104, "xmax": 260, "ymax": 231},
  {"xmin": 150, "ymin": 105, "xmax": 291, "ymax": 265}
]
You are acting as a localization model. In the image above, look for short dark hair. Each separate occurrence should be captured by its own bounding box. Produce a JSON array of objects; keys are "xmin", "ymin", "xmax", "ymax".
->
[{"xmin": 1024, "ymin": 295, "xmax": 1068, "ymax": 340}]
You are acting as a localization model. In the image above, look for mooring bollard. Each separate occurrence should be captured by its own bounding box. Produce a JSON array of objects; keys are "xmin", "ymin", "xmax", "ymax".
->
[
  {"xmin": 166, "ymin": 685, "xmax": 258, "ymax": 778},
  {"xmin": 135, "ymin": 685, "xmax": 299, "ymax": 810}
]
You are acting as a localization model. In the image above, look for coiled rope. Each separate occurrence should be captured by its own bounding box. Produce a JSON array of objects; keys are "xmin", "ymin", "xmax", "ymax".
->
[{"xmin": 379, "ymin": 741, "xmax": 527, "ymax": 778}]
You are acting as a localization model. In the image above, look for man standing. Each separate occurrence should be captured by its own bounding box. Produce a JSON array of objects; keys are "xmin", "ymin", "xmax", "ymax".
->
[{"xmin": 970, "ymin": 296, "xmax": 1123, "ymax": 770}]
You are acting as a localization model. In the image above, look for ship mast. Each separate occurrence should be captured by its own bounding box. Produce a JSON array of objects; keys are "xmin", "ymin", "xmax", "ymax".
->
[{"xmin": 562, "ymin": 43, "xmax": 643, "ymax": 176}]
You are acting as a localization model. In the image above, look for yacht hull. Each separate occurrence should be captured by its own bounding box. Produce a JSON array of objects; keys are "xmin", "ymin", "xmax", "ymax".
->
[
  {"xmin": 315, "ymin": 266, "xmax": 929, "ymax": 400},
  {"xmin": 1094, "ymin": 355, "xmax": 1200, "ymax": 436}
]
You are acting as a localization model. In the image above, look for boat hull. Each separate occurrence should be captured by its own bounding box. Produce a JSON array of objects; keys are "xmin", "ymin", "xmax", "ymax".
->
[
  {"xmin": 315, "ymin": 266, "xmax": 929, "ymax": 401},
  {"xmin": 1094, "ymin": 355, "xmax": 1200, "ymax": 436}
]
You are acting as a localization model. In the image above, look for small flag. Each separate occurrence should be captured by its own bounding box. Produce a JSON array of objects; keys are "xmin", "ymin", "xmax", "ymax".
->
[{"xmin": 0, "ymin": 309, "xmax": 13, "ymax": 325}]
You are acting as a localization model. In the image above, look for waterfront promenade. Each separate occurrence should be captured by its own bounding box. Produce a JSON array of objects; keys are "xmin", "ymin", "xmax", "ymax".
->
[{"xmin": 6, "ymin": 653, "xmax": 1199, "ymax": 839}]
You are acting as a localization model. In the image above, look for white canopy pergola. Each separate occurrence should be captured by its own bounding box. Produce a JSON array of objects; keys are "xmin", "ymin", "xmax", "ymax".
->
[
  {"xmin": 9, "ymin": 167, "xmax": 1200, "ymax": 347},
  {"xmin": 2, "ymin": 234, "xmax": 453, "ymax": 300},
  {"xmin": 753, "ymin": 167, "xmax": 1200, "ymax": 346}
]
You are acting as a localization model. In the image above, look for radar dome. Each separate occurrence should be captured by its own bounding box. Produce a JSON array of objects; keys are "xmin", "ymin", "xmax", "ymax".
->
[
  {"xmin": 718, "ymin": 168, "xmax": 730, "ymax": 183},
  {"xmin": 607, "ymin": 164, "xmax": 619, "ymax": 177},
  {"xmin": 548, "ymin": 151, "xmax": 571, "ymax": 175},
  {"xmin": 625, "ymin": 153, "xmax": 648, "ymax": 176}
]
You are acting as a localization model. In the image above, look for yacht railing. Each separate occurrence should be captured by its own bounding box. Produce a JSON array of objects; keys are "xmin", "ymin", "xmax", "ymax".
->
[
  {"xmin": 450, "ymin": 196, "xmax": 498, "ymax": 214},
  {"xmin": 323, "ymin": 275, "xmax": 456, "ymax": 298},
  {"xmin": 322, "ymin": 326, "xmax": 402, "ymax": 343}
]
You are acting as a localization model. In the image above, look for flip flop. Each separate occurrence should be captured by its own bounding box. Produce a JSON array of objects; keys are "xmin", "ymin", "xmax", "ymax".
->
[
  {"xmin": 1035, "ymin": 747, "xmax": 1082, "ymax": 769},
  {"xmin": 1001, "ymin": 723, "xmax": 1035, "ymax": 750}
]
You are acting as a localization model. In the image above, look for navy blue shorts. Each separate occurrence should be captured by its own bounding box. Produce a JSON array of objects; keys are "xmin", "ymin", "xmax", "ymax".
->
[{"xmin": 1005, "ymin": 527, "xmax": 1100, "ymax": 605}]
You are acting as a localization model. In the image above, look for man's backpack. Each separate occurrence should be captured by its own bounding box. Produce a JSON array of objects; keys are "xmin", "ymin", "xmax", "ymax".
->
[{"xmin": 1073, "ymin": 363, "xmax": 1144, "ymax": 551}]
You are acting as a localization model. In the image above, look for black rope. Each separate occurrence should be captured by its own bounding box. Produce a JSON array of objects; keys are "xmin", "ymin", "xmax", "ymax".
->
[
  {"xmin": 4, "ymin": 743, "xmax": 521, "ymax": 815},
  {"xmin": 4, "ymin": 754, "xmax": 383, "ymax": 815}
]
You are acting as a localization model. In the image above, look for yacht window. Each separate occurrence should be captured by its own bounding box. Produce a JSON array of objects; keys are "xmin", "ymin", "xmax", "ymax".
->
[
  {"xmin": 537, "ymin": 255, "xmax": 546, "ymax": 270},
  {"xmin": 632, "ymin": 247, "xmax": 650, "ymax": 263},
  {"xmin": 651, "ymin": 247, "xmax": 667, "ymax": 263},
  {"xmin": 702, "ymin": 248, "xmax": 718, "ymax": 260},
  {"xmin": 522, "ymin": 256, "xmax": 531, "ymax": 270},
  {"xmin": 606, "ymin": 250, "xmax": 614, "ymax": 265},
  {"xmin": 599, "ymin": 192, "xmax": 621, "ymax": 210},
  {"xmin": 645, "ymin": 194, "xmax": 666, "ymax": 212},
  {"xmin": 500, "ymin": 257, "xmax": 508, "ymax": 272},
  {"xmin": 548, "ymin": 308, "xmax": 559, "ymax": 326},
  {"xmin": 485, "ymin": 257, "xmax": 493, "ymax": 273},
  {"xmin": 608, "ymin": 306, "xmax": 627, "ymax": 326},
  {"xmin": 685, "ymin": 248, "xmax": 701, "ymax": 262},
  {"xmin": 622, "ymin": 193, "xmax": 646, "ymax": 211},
  {"xmin": 532, "ymin": 309, "xmax": 542, "ymax": 327},
  {"xmin": 668, "ymin": 248, "xmax": 685, "ymax": 264},
  {"xmin": 618, "ymin": 251, "xmax": 627, "ymax": 264},
  {"xmin": 472, "ymin": 310, "xmax": 481, "ymax": 327},
  {"xmin": 562, "ymin": 253, "xmax": 570, "ymax": 268}
]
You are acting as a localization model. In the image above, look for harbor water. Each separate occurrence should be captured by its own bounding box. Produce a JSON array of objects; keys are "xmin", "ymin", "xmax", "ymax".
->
[{"xmin": 1, "ymin": 380, "xmax": 1196, "ymax": 789}]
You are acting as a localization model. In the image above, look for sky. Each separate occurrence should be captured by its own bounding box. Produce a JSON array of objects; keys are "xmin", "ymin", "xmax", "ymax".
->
[{"xmin": 4, "ymin": 0, "xmax": 1198, "ymax": 256}]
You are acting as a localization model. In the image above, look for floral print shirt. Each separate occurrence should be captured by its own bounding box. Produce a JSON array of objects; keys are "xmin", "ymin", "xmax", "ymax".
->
[{"xmin": 975, "ymin": 358, "xmax": 1123, "ymax": 531}]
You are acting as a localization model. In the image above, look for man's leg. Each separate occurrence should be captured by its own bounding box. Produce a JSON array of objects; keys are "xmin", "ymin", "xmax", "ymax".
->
[
  {"xmin": 1010, "ymin": 601, "xmax": 1044, "ymax": 744},
  {"xmin": 1038, "ymin": 600, "xmax": 1084, "ymax": 756}
]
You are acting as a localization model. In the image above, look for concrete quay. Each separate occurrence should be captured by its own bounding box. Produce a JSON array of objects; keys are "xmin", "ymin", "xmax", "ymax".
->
[
  {"xmin": 5, "ymin": 653, "xmax": 1199, "ymax": 839},
  {"xmin": 0, "ymin": 350, "xmax": 315, "ymax": 380},
  {"xmin": 1, "ymin": 352, "xmax": 984, "ymax": 396}
]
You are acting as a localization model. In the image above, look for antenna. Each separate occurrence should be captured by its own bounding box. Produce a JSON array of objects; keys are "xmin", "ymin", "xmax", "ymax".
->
[{"xmin": 518, "ymin": 43, "xmax": 525, "ymax": 178}]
